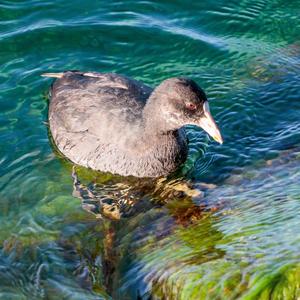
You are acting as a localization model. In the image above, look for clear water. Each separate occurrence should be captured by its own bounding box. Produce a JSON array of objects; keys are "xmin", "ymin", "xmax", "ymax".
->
[{"xmin": 0, "ymin": 0, "xmax": 300, "ymax": 299}]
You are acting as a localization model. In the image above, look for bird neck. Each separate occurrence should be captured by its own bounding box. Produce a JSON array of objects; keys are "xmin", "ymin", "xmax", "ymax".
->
[{"xmin": 142, "ymin": 93, "xmax": 171, "ymax": 136}]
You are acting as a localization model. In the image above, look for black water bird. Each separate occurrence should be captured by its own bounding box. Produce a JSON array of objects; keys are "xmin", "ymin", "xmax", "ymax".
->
[{"xmin": 43, "ymin": 71, "xmax": 223, "ymax": 177}]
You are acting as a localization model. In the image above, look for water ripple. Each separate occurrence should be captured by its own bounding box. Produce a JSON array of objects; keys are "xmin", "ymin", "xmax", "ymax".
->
[{"xmin": 0, "ymin": 0, "xmax": 300, "ymax": 298}]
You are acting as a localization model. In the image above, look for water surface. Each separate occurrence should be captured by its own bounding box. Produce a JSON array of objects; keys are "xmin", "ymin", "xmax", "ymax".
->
[{"xmin": 0, "ymin": 0, "xmax": 300, "ymax": 299}]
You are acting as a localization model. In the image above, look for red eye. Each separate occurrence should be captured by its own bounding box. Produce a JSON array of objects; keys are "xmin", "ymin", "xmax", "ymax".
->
[{"xmin": 186, "ymin": 103, "xmax": 197, "ymax": 111}]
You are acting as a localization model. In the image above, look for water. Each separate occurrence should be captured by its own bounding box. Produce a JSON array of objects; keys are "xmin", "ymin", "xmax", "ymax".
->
[{"xmin": 0, "ymin": 0, "xmax": 300, "ymax": 299}]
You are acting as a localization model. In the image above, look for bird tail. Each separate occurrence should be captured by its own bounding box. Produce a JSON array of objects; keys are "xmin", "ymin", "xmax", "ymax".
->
[{"xmin": 41, "ymin": 72, "xmax": 64, "ymax": 78}]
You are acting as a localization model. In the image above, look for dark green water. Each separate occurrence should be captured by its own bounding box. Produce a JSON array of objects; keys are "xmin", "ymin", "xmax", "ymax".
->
[{"xmin": 1, "ymin": 0, "xmax": 300, "ymax": 299}]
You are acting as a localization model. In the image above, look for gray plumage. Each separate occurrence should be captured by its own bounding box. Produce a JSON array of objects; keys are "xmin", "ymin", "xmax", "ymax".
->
[{"xmin": 47, "ymin": 71, "xmax": 211, "ymax": 177}]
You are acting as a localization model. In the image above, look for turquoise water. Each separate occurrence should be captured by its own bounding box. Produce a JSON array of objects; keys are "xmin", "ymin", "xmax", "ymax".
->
[{"xmin": 1, "ymin": 0, "xmax": 300, "ymax": 299}]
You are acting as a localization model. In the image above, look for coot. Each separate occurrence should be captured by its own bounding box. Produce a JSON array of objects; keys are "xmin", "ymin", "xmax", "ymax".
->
[{"xmin": 43, "ymin": 71, "xmax": 222, "ymax": 177}]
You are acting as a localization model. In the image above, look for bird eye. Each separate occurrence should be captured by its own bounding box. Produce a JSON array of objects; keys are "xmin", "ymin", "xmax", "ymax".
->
[{"xmin": 185, "ymin": 103, "xmax": 197, "ymax": 111}]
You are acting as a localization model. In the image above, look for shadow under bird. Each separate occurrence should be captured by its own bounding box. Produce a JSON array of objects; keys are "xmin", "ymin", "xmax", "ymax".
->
[{"xmin": 43, "ymin": 71, "xmax": 223, "ymax": 177}]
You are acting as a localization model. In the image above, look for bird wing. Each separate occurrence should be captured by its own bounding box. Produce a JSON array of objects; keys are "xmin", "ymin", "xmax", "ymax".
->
[{"xmin": 48, "ymin": 71, "xmax": 152, "ymax": 137}]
